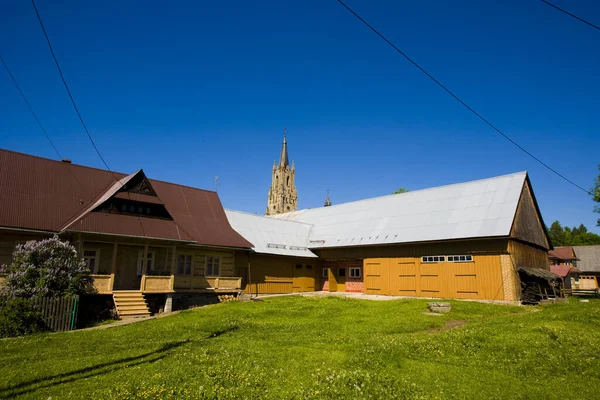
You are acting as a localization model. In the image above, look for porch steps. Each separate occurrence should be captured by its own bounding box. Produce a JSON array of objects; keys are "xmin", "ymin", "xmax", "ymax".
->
[{"xmin": 113, "ymin": 291, "xmax": 151, "ymax": 319}]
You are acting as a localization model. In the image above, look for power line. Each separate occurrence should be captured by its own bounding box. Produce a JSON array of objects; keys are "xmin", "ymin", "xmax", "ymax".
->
[
  {"xmin": 29, "ymin": 0, "xmax": 151, "ymax": 238},
  {"xmin": 31, "ymin": 0, "xmax": 114, "ymax": 175},
  {"xmin": 541, "ymin": 0, "xmax": 600, "ymax": 31},
  {"xmin": 335, "ymin": 0, "xmax": 592, "ymax": 196},
  {"xmin": 1, "ymin": 55, "xmax": 62, "ymax": 160}
]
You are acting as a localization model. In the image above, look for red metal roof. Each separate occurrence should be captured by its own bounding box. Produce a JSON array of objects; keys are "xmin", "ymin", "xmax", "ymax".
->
[
  {"xmin": 550, "ymin": 264, "xmax": 580, "ymax": 278},
  {"xmin": 0, "ymin": 149, "xmax": 252, "ymax": 249},
  {"xmin": 548, "ymin": 247, "xmax": 578, "ymax": 261}
]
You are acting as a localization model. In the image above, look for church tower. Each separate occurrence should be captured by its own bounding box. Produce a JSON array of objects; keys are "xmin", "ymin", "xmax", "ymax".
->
[{"xmin": 266, "ymin": 133, "xmax": 298, "ymax": 215}]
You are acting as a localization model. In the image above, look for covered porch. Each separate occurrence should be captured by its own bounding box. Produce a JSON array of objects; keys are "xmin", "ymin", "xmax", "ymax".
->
[{"xmin": 73, "ymin": 233, "xmax": 243, "ymax": 295}]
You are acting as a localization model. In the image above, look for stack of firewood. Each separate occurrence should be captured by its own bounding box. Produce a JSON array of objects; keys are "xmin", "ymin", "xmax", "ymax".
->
[
  {"xmin": 217, "ymin": 294, "xmax": 238, "ymax": 303},
  {"xmin": 520, "ymin": 281, "xmax": 543, "ymax": 305}
]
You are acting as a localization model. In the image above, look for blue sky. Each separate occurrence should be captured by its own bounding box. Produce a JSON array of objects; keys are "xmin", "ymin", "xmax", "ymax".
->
[{"xmin": 1, "ymin": 0, "xmax": 599, "ymax": 232}]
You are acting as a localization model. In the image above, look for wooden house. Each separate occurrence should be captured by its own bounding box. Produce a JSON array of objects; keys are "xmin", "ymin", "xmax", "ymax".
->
[
  {"xmin": 227, "ymin": 171, "xmax": 552, "ymax": 302},
  {"xmin": 0, "ymin": 149, "xmax": 252, "ymax": 318}
]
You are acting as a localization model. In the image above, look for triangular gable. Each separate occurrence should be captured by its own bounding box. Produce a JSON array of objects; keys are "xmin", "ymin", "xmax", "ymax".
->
[
  {"xmin": 509, "ymin": 175, "xmax": 551, "ymax": 250},
  {"xmin": 60, "ymin": 169, "xmax": 171, "ymax": 232}
]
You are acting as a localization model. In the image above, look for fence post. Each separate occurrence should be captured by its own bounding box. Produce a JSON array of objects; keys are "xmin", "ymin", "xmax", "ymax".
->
[{"xmin": 70, "ymin": 296, "xmax": 79, "ymax": 330}]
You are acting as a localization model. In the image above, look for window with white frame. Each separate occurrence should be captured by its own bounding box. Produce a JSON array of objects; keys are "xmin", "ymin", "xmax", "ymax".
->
[
  {"xmin": 205, "ymin": 256, "xmax": 221, "ymax": 276},
  {"xmin": 83, "ymin": 249, "xmax": 99, "ymax": 273},
  {"xmin": 421, "ymin": 256, "xmax": 446, "ymax": 263},
  {"xmin": 177, "ymin": 254, "xmax": 193, "ymax": 275},
  {"xmin": 137, "ymin": 251, "xmax": 155, "ymax": 275},
  {"xmin": 349, "ymin": 267, "xmax": 361, "ymax": 278},
  {"xmin": 447, "ymin": 255, "xmax": 473, "ymax": 262},
  {"xmin": 322, "ymin": 268, "xmax": 329, "ymax": 278}
]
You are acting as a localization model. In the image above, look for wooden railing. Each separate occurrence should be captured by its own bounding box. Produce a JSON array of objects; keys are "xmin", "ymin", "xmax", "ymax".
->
[
  {"xmin": 174, "ymin": 276, "xmax": 242, "ymax": 291},
  {"xmin": 141, "ymin": 275, "xmax": 174, "ymax": 293},
  {"xmin": 91, "ymin": 274, "xmax": 114, "ymax": 294}
]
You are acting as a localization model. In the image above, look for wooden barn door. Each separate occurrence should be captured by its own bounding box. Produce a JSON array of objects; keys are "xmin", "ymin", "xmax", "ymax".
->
[{"xmin": 364, "ymin": 259, "xmax": 389, "ymax": 295}]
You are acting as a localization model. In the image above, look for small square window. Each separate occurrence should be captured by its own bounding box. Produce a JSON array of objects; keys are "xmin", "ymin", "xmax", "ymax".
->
[
  {"xmin": 322, "ymin": 268, "xmax": 329, "ymax": 278},
  {"xmin": 349, "ymin": 267, "xmax": 361, "ymax": 278},
  {"xmin": 295, "ymin": 265, "xmax": 302, "ymax": 269},
  {"xmin": 338, "ymin": 268, "xmax": 346, "ymax": 277}
]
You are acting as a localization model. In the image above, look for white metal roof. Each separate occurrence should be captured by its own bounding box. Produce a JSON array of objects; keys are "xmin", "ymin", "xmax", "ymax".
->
[
  {"xmin": 271, "ymin": 171, "xmax": 528, "ymax": 249},
  {"xmin": 224, "ymin": 209, "xmax": 317, "ymax": 257}
]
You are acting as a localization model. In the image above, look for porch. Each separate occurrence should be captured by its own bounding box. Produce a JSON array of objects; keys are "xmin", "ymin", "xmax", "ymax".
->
[
  {"xmin": 91, "ymin": 273, "xmax": 243, "ymax": 294},
  {"xmin": 76, "ymin": 234, "xmax": 243, "ymax": 295}
]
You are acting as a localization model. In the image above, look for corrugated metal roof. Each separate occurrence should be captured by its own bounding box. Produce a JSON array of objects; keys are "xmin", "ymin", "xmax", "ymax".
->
[
  {"xmin": 225, "ymin": 210, "xmax": 317, "ymax": 258},
  {"xmin": 271, "ymin": 172, "xmax": 528, "ymax": 248},
  {"xmin": 0, "ymin": 149, "xmax": 252, "ymax": 249}
]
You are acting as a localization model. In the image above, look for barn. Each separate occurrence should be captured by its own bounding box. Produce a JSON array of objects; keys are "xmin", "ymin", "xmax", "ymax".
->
[{"xmin": 227, "ymin": 171, "xmax": 551, "ymax": 302}]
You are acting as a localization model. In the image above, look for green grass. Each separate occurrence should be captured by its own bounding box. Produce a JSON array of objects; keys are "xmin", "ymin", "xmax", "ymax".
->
[{"xmin": 1, "ymin": 296, "xmax": 600, "ymax": 399}]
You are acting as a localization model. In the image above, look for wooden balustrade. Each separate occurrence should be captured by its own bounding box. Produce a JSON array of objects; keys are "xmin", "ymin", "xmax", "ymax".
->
[
  {"xmin": 140, "ymin": 275, "xmax": 175, "ymax": 293},
  {"xmin": 91, "ymin": 274, "xmax": 114, "ymax": 294},
  {"xmin": 173, "ymin": 276, "xmax": 242, "ymax": 291}
]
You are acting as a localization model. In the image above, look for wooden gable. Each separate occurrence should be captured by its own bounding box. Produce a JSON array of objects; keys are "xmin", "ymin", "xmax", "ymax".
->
[{"xmin": 510, "ymin": 178, "xmax": 550, "ymax": 250}]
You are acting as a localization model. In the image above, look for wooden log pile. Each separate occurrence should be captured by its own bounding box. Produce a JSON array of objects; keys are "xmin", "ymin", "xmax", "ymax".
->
[
  {"xmin": 217, "ymin": 293, "xmax": 239, "ymax": 303},
  {"xmin": 518, "ymin": 267, "xmax": 563, "ymax": 305}
]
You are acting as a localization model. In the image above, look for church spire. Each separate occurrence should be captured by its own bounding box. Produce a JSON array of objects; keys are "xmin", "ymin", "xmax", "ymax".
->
[{"xmin": 279, "ymin": 129, "xmax": 289, "ymax": 167}]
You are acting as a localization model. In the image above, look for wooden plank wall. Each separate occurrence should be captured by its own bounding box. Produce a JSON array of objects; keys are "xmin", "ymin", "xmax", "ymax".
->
[
  {"xmin": 508, "ymin": 240, "xmax": 549, "ymax": 270},
  {"xmin": 510, "ymin": 181, "xmax": 550, "ymax": 249},
  {"xmin": 0, "ymin": 231, "xmax": 52, "ymax": 266},
  {"xmin": 316, "ymin": 239, "xmax": 509, "ymax": 260},
  {"xmin": 364, "ymin": 255, "xmax": 505, "ymax": 300}
]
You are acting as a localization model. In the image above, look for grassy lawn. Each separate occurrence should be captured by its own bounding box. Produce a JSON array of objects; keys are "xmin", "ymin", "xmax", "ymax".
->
[{"xmin": 1, "ymin": 296, "xmax": 600, "ymax": 399}]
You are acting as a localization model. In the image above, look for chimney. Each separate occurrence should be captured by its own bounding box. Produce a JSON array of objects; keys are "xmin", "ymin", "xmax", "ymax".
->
[{"xmin": 61, "ymin": 159, "xmax": 72, "ymax": 164}]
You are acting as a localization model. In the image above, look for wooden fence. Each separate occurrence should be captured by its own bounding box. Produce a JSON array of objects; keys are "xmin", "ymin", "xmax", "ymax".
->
[{"xmin": 31, "ymin": 296, "xmax": 79, "ymax": 332}]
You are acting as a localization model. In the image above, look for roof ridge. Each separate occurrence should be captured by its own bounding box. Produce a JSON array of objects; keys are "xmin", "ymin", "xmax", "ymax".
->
[
  {"xmin": 225, "ymin": 209, "xmax": 314, "ymax": 227},
  {"xmin": 277, "ymin": 171, "xmax": 528, "ymax": 216},
  {"xmin": 0, "ymin": 148, "xmax": 217, "ymax": 195}
]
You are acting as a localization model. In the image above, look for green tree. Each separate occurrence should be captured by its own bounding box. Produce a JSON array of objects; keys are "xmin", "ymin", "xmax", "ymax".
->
[
  {"xmin": 548, "ymin": 221, "xmax": 565, "ymax": 247},
  {"xmin": 393, "ymin": 188, "xmax": 409, "ymax": 194}
]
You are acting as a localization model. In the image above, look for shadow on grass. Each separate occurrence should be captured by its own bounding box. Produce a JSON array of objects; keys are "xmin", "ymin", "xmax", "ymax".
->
[
  {"xmin": 208, "ymin": 325, "xmax": 239, "ymax": 338},
  {"xmin": 0, "ymin": 340, "xmax": 189, "ymax": 399}
]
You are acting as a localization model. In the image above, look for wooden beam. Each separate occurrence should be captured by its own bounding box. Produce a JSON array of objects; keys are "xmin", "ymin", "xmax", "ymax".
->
[
  {"xmin": 142, "ymin": 243, "xmax": 149, "ymax": 275},
  {"xmin": 111, "ymin": 242, "xmax": 118, "ymax": 274},
  {"xmin": 171, "ymin": 244, "xmax": 177, "ymax": 275}
]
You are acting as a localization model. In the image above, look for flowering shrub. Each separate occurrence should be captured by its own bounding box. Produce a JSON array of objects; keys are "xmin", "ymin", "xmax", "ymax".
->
[{"xmin": 0, "ymin": 236, "xmax": 95, "ymax": 299}]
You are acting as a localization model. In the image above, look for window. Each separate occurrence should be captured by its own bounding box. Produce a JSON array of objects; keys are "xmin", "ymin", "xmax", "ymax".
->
[
  {"xmin": 322, "ymin": 268, "xmax": 329, "ymax": 278},
  {"xmin": 177, "ymin": 254, "xmax": 192, "ymax": 275},
  {"xmin": 338, "ymin": 268, "xmax": 346, "ymax": 277},
  {"xmin": 83, "ymin": 250, "xmax": 99, "ymax": 274},
  {"xmin": 447, "ymin": 255, "xmax": 473, "ymax": 262},
  {"xmin": 137, "ymin": 251, "xmax": 155, "ymax": 276},
  {"xmin": 349, "ymin": 267, "xmax": 361, "ymax": 278},
  {"xmin": 421, "ymin": 256, "xmax": 446, "ymax": 263},
  {"xmin": 295, "ymin": 264, "xmax": 303, "ymax": 269},
  {"xmin": 206, "ymin": 256, "xmax": 221, "ymax": 276}
]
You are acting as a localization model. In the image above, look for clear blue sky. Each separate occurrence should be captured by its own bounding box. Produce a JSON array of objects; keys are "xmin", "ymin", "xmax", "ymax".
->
[{"xmin": 1, "ymin": 0, "xmax": 599, "ymax": 232}]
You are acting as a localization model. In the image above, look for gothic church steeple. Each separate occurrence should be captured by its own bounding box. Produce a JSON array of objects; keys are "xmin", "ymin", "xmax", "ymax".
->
[{"xmin": 266, "ymin": 131, "xmax": 298, "ymax": 215}]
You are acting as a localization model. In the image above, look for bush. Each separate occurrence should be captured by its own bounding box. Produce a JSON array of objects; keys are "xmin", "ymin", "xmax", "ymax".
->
[
  {"xmin": 0, "ymin": 297, "xmax": 48, "ymax": 338},
  {"xmin": 0, "ymin": 236, "xmax": 95, "ymax": 299}
]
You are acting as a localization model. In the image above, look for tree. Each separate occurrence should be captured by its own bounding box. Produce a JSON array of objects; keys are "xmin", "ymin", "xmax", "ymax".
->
[
  {"xmin": 594, "ymin": 164, "xmax": 600, "ymax": 226},
  {"xmin": 548, "ymin": 221, "xmax": 565, "ymax": 247},
  {"xmin": 0, "ymin": 236, "xmax": 95, "ymax": 299},
  {"xmin": 393, "ymin": 188, "xmax": 409, "ymax": 194},
  {"xmin": 546, "ymin": 221, "xmax": 600, "ymax": 247}
]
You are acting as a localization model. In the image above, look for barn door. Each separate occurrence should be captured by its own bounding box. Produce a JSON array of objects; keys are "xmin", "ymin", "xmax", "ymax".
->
[
  {"xmin": 364, "ymin": 259, "xmax": 389, "ymax": 295},
  {"xmin": 328, "ymin": 268, "xmax": 338, "ymax": 292}
]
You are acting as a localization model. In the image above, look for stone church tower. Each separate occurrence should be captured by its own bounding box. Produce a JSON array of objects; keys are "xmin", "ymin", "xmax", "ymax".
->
[{"xmin": 265, "ymin": 134, "xmax": 298, "ymax": 215}]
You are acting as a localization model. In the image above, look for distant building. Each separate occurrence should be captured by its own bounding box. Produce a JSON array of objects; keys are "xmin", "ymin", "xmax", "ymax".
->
[
  {"xmin": 572, "ymin": 245, "xmax": 600, "ymax": 273},
  {"xmin": 265, "ymin": 134, "xmax": 298, "ymax": 215},
  {"xmin": 548, "ymin": 247, "xmax": 578, "ymax": 266}
]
